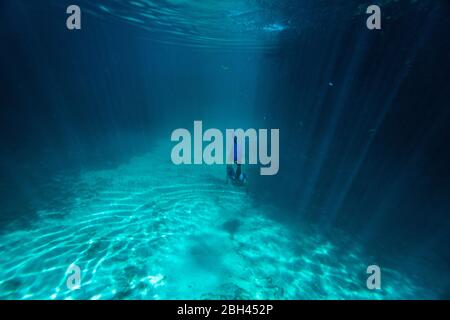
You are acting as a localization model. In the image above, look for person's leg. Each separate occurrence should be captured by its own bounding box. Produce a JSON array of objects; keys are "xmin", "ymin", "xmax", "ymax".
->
[
  {"xmin": 235, "ymin": 164, "xmax": 241, "ymax": 180},
  {"xmin": 227, "ymin": 165, "xmax": 235, "ymax": 181}
]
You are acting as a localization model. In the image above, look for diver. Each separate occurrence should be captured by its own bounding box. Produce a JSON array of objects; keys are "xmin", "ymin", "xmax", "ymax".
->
[{"xmin": 226, "ymin": 136, "xmax": 247, "ymax": 186}]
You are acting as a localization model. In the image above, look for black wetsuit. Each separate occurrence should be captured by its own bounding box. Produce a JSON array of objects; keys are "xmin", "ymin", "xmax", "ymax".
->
[{"xmin": 229, "ymin": 137, "xmax": 244, "ymax": 183}]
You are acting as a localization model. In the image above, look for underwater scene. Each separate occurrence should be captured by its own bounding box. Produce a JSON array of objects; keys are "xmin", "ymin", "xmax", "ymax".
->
[{"xmin": 0, "ymin": 0, "xmax": 449, "ymax": 300}]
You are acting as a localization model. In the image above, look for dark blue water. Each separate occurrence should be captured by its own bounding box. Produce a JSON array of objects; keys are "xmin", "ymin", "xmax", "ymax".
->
[{"xmin": 0, "ymin": 0, "xmax": 449, "ymax": 299}]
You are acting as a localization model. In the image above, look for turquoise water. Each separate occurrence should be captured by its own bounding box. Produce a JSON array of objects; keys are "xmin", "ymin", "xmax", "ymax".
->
[
  {"xmin": 0, "ymin": 141, "xmax": 433, "ymax": 300},
  {"xmin": 1, "ymin": 0, "xmax": 449, "ymax": 300}
]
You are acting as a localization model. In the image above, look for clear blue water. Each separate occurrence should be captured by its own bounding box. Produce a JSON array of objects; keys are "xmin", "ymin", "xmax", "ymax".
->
[
  {"xmin": 0, "ymin": 142, "xmax": 435, "ymax": 299},
  {"xmin": 0, "ymin": 0, "xmax": 449, "ymax": 300}
]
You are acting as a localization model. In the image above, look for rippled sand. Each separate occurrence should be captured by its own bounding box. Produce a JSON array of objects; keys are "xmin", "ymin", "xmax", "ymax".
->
[{"xmin": 0, "ymin": 142, "xmax": 432, "ymax": 299}]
